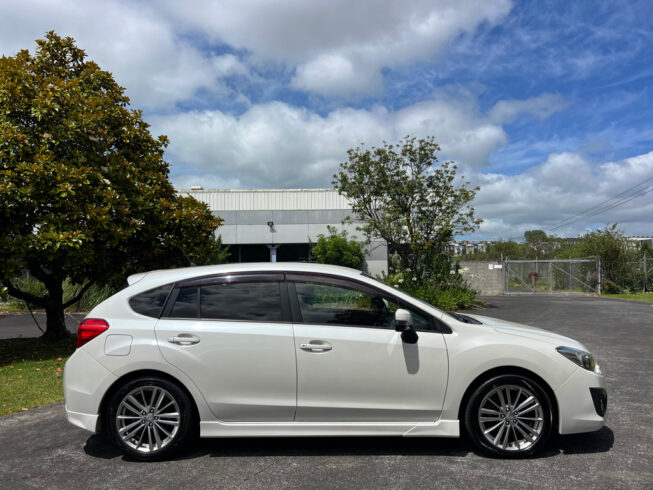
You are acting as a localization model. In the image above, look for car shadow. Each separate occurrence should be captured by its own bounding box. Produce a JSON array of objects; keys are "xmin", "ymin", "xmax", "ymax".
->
[{"xmin": 83, "ymin": 426, "xmax": 614, "ymax": 461}]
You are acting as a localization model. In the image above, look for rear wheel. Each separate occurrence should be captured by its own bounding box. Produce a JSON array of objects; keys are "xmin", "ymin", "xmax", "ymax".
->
[
  {"xmin": 464, "ymin": 374, "xmax": 553, "ymax": 458},
  {"xmin": 106, "ymin": 377, "xmax": 196, "ymax": 460}
]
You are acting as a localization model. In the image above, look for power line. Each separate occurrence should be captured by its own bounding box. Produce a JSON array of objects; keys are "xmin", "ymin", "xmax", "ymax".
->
[
  {"xmin": 547, "ymin": 175, "xmax": 653, "ymax": 232},
  {"xmin": 499, "ymin": 174, "xmax": 653, "ymax": 242}
]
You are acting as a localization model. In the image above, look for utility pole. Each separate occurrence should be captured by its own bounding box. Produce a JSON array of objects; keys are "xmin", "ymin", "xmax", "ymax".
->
[{"xmin": 644, "ymin": 251, "xmax": 648, "ymax": 293}]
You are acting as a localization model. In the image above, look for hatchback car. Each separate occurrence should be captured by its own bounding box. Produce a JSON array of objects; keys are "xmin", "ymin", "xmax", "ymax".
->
[{"xmin": 64, "ymin": 263, "xmax": 606, "ymax": 459}]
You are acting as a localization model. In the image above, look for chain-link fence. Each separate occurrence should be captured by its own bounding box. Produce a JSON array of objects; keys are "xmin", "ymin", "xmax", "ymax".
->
[
  {"xmin": 504, "ymin": 254, "xmax": 650, "ymax": 295},
  {"xmin": 601, "ymin": 255, "xmax": 651, "ymax": 293},
  {"xmin": 504, "ymin": 259, "xmax": 600, "ymax": 294}
]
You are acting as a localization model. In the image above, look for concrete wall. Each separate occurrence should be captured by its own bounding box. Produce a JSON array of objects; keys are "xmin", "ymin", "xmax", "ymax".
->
[{"xmin": 458, "ymin": 261, "xmax": 504, "ymax": 296}]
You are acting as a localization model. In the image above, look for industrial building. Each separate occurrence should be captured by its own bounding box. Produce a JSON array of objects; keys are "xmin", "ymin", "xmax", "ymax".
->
[{"xmin": 180, "ymin": 188, "xmax": 388, "ymax": 275}]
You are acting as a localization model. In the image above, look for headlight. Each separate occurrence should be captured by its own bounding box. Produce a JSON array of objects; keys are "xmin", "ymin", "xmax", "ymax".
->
[{"xmin": 556, "ymin": 346, "xmax": 601, "ymax": 374}]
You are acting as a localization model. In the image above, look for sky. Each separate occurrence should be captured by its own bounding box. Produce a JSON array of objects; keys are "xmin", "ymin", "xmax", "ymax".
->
[{"xmin": 1, "ymin": 0, "xmax": 652, "ymax": 241}]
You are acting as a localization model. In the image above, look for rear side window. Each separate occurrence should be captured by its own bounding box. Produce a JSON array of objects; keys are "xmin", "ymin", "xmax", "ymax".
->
[
  {"xmin": 129, "ymin": 284, "xmax": 172, "ymax": 318},
  {"xmin": 200, "ymin": 282, "xmax": 282, "ymax": 321},
  {"xmin": 169, "ymin": 287, "xmax": 199, "ymax": 318}
]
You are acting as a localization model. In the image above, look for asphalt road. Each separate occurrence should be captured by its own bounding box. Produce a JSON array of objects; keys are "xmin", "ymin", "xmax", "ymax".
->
[
  {"xmin": 1, "ymin": 295, "xmax": 652, "ymax": 489},
  {"xmin": 0, "ymin": 312, "xmax": 82, "ymax": 339}
]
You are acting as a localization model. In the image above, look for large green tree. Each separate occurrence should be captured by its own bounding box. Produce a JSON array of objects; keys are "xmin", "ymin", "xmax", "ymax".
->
[
  {"xmin": 0, "ymin": 32, "xmax": 223, "ymax": 339},
  {"xmin": 333, "ymin": 136, "xmax": 481, "ymax": 283}
]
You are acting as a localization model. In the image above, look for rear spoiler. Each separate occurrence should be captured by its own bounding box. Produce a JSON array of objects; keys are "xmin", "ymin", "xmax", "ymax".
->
[{"xmin": 127, "ymin": 272, "xmax": 149, "ymax": 285}]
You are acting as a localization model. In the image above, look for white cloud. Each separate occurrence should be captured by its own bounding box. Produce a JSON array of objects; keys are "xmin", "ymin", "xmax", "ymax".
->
[
  {"xmin": 489, "ymin": 93, "xmax": 569, "ymax": 124},
  {"xmin": 473, "ymin": 151, "xmax": 653, "ymax": 239},
  {"xmin": 0, "ymin": 0, "xmax": 514, "ymax": 104},
  {"xmin": 153, "ymin": 91, "xmax": 566, "ymax": 190},
  {"xmin": 292, "ymin": 55, "xmax": 382, "ymax": 97},
  {"xmin": 158, "ymin": 0, "xmax": 513, "ymax": 97},
  {"xmin": 0, "ymin": 0, "xmax": 251, "ymax": 109}
]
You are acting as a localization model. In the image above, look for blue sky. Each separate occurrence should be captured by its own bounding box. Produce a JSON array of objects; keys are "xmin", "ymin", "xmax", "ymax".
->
[{"xmin": 1, "ymin": 0, "xmax": 652, "ymax": 240}]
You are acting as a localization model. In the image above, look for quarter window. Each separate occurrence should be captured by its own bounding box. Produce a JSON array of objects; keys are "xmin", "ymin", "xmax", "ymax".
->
[{"xmin": 129, "ymin": 284, "xmax": 172, "ymax": 318}]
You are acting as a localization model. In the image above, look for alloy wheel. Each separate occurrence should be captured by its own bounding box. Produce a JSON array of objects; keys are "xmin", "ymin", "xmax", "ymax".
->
[
  {"xmin": 115, "ymin": 386, "xmax": 181, "ymax": 454},
  {"xmin": 477, "ymin": 383, "xmax": 545, "ymax": 451}
]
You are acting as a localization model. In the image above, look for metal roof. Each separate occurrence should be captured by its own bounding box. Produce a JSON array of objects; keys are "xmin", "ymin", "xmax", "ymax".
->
[{"xmin": 178, "ymin": 188, "xmax": 351, "ymax": 211}]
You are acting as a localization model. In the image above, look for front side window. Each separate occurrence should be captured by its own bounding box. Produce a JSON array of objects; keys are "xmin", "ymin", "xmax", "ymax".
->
[{"xmin": 294, "ymin": 280, "xmax": 433, "ymax": 330}]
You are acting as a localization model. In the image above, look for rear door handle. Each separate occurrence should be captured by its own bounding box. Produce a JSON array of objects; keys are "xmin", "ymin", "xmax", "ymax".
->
[
  {"xmin": 300, "ymin": 341, "xmax": 332, "ymax": 352},
  {"xmin": 169, "ymin": 334, "xmax": 200, "ymax": 345}
]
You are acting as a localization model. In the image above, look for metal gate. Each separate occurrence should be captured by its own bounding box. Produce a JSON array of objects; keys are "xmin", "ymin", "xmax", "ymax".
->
[{"xmin": 504, "ymin": 258, "xmax": 601, "ymax": 295}]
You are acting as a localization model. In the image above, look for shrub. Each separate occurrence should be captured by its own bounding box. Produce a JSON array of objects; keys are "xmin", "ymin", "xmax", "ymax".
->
[{"xmin": 311, "ymin": 226, "xmax": 367, "ymax": 271}]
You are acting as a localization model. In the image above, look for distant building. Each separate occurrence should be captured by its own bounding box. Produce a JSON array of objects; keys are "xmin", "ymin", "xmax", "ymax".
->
[
  {"xmin": 628, "ymin": 236, "xmax": 653, "ymax": 248},
  {"xmin": 446, "ymin": 240, "xmax": 488, "ymax": 256},
  {"xmin": 180, "ymin": 188, "xmax": 388, "ymax": 275}
]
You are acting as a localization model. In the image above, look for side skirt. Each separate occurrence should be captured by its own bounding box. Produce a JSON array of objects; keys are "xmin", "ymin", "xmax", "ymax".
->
[{"xmin": 199, "ymin": 419, "xmax": 460, "ymax": 438}]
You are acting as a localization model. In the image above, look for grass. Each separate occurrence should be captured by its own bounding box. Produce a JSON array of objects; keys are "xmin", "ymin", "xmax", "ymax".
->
[
  {"xmin": 604, "ymin": 292, "xmax": 653, "ymax": 303},
  {"xmin": 0, "ymin": 337, "xmax": 76, "ymax": 416}
]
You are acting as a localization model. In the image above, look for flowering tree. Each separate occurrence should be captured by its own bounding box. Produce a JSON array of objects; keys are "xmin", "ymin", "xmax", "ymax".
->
[{"xmin": 333, "ymin": 136, "xmax": 481, "ymax": 284}]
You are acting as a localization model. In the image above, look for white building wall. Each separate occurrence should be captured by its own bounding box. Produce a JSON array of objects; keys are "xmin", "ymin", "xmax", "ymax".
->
[{"xmin": 181, "ymin": 189, "xmax": 387, "ymax": 275}]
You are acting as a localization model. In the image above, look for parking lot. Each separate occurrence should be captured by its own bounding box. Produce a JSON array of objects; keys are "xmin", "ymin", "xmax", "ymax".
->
[{"xmin": 1, "ymin": 295, "xmax": 651, "ymax": 489}]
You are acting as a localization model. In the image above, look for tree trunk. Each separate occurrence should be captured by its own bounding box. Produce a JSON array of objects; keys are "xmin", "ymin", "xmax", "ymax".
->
[{"xmin": 42, "ymin": 281, "xmax": 71, "ymax": 341}]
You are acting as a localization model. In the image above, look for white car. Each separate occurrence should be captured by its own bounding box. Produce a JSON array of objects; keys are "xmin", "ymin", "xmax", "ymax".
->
[{"xmin": 64, "ymin": 263, "xmax": 607, "ymax": 460}]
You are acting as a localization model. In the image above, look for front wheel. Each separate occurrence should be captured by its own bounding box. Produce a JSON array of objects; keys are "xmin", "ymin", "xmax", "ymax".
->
[
  {"xmin": 106, "ymin": 377, "xmax": 196, "ymax": 460},
  {"xmin": 464, "ymin": 374, "xmax": 553, "ymax": 458}
]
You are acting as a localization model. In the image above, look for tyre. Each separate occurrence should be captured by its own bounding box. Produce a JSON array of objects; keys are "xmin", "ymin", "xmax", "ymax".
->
[
  {"xmin": 464, "ymin": 374, "xmax": 553, "ymax": 458},
  {"xmin": 106, "ymin": 376, "xmax": 196, "ymax": 460}
]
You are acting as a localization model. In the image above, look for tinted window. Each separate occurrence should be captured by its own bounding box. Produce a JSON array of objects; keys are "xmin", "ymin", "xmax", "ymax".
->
[
  {"xmin": 169, "ymin": 287, "xmax": 199, "ymax": 318},
  {"xmin": 129, "ymin": 284, "xmax": 172, "ymax": 318},
  {"xmin": 295, "ymin": 281, "xmax": 432, "ymax": 330},
  {"xmin": 200, "ymin": 282, "xmax": 282, "ymax": 321}
]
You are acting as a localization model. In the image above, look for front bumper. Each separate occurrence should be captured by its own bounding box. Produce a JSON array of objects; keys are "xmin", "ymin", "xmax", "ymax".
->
[{"xmin": 555, "ymin": 366, "xmax": 607, "ymax": 434}]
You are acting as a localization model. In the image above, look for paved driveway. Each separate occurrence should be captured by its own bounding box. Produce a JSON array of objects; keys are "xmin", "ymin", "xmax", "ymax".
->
[
  {"xmin": 1, "ymin": 295, "xmax": 651, "ymax": 489},
  {"xmin": 0, "ymin": 312, "xmax": 82, "ymax": 339}
]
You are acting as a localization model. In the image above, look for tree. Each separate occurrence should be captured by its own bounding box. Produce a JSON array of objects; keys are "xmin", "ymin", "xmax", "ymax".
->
[
  {"xmin": 333, "ymin": 136, "xmax": 481, "ymax": 283},
  {"xmin": 523, "ymin": 229, "xmax": 560, "ymax": 258},
  {"xmin": 311, "ymin": 226, "xmax": 367, "ymax": 271},
  {"xmin": 0, "ymin": 32, "xmax": 224, "ymax": 340}
]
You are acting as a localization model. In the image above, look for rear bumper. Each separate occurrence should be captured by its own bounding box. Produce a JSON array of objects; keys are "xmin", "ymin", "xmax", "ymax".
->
[
  {"xmin": 555, "ymin": 367, "xmax": 607, "ymax": 434},
  {"xmin": 65, "ymin": 407, "xmax": 100, "ymax": 432},
  {"xmin": 63, "ymin": 348, "xmax": 118, "ymax": 433}
]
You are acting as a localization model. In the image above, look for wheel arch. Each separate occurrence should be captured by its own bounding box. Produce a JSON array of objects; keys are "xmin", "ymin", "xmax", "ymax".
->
[
  {"xmin": 97, "ymin": 369, "xmax": 200, "ymax": 434},
  {"xmin": 456, "ymin": 366, "xmax": 559, "ymax": 433}
]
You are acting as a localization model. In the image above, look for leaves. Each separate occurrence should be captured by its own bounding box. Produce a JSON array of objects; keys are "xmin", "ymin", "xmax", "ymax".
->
[
  {"xmin": 0, "ymin": 32, "xmax": 225, "ymax": 336},
  {"xmin": 311, "ymin": 226, "xmax": 367, "ymax": 271},
  {"xmin": 333, "ymin": 135, "xmax": 481, "ymax": 283}
]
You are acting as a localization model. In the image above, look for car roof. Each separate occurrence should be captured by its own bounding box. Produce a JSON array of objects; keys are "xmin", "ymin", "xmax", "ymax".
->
[{"xmin": 128, "ymin": 262, "xmax": 366, "ymax": 288}]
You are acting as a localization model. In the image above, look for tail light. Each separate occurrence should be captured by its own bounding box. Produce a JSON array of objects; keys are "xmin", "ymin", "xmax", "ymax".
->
[{"xmin": 77, "ymin": 318, "xmax": 109, "ymax": 348}]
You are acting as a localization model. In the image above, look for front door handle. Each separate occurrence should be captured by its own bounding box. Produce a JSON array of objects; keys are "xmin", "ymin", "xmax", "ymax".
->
[
  {"xmin": 300, "ymin": 341, "xmax": 332, "ymax": 352},
  {"xmin": 169, "ymin": 334, "xmax": 200, "ymax": 346}
]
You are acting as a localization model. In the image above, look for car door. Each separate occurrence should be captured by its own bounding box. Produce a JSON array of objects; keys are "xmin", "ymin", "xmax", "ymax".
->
[
  {"xmin": 288, "ymin": 274, "xmax": 449, "ymax": 422},
  {"xmin": 155, "ymin": 273, "xmax": 297, "ymax": 422}
]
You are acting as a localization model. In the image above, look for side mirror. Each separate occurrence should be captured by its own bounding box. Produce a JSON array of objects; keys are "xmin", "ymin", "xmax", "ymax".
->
[
  {"xmin": 395, "ymin": 309, "xmax": 418, "ymax": 344},
  {"xmin": 394, "ymin": 308, "xmax": 413, "ymax": 331}
]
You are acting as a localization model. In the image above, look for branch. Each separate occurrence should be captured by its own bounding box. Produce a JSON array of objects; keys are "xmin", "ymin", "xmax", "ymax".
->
[
  {"xmin": 63, "ymin": 281, "xmax": 94, "ymax": 308},
  {"xmin": 2, "ymin": 279, "xmax": 47, "ymax": 307}
]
